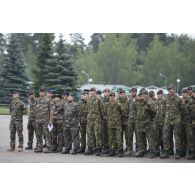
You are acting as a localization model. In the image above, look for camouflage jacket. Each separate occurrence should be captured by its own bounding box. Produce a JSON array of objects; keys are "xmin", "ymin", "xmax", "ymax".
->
[
  {"xmin": 164, "ymin": 94, "xmax": 184, "ymax": 125},
  {"xmin": 35, "ymin": 97, "xmax": 51, "ymax": 123},
  {"xmin": 132, "ymin": 98, "xmax": 156, "ymax": 124},
  {"xmin": 181, "ymin": 97, "xmax": 191, "ymax": 125},
  {"xmin": 78, "ymin": 100, "xmax": 88, "ymax": 124},
  {"xmin": 51, "ymin": 100, "xmax": 64, "ymax": 123},
  {"xmin": 87, "ymin": 96, "xmax": 102, "ymax": 122},
  {"xmin": 155, "ymin": 99, "xmax": 165, "ymax": 125},
  {"xmin": 28, "ymin": 97, "xmax": 36, "ymax": 121},
  {"xmin": 63, "ymin": 101, "xmax": 79, "ymax": 128},
  {"xmin": 106, "ymin": 100, "xmax": 121, "ymax": 128},
  {"xmin": 101, "ymin": 96, "xmax": 110, "ymax": 121},
  {"xmin": 9, "ymin": 99, "xmax": 27, "ymax": 122},
  {"xmin": 118, "ymin": 97, "xmax": 129, "ymax": 125},
  {"xmin": 128, "ymin": 96, "xmax": 137, "ymax": 123},
  {"xmin": 189, "ymin": 96, "xmax": 195, "ymax": 125}
]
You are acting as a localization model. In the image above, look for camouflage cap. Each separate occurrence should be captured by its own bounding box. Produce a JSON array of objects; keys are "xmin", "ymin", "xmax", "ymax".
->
[
  {"xmin": 149, "ymin": 90, "xmax": 155, "ymax": 97},
  {"xmin": 28, "ymin": 89, "xmax": 35, "ymax": 96},
  {"xmin": 187, "ymin": 86, "xmax": 193, "ymax": 91},
  {"xmin": 39, "ymin": 88, "xmax": 45, "ymax": 92},
  {"xmin": 119, "ymin": 89, "xmax": 126, "ymax": 94},
  {"xmin": 142, "ymin": 89, "xmax": 148, "ymax": 95},
  {"xmin": 157, "ymin": 89, "xmax": 164, "ymax": 95},
  {"xmin": 181, "ymin": 89, "xmax": 188, "ymax": 94},
  {"xmin": 109, "ymin": 92, "xmax": 116, "ymax": 96},
  {"xmin": 90, "ymin": 87, "xmax": 96, "ymax": 92},
  {"xmin": 103, "ymin": 88, "xmax": 110, "ymax": 93},
  {"xmin": 167, "ymin": 84, "xmax": 175, "ymax": 90},
  {"xmin": 47, "ymin": 89, "xmax": 54, "ymax": 94},
  {"xmin": 130, "ymin": 87, "xmax": 137, "ymax": 92}
]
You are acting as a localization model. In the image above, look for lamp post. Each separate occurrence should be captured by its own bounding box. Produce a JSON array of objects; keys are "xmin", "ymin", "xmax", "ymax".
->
[
  {"xmin": 88, "ymin": 78, "xmax": 93, "ymax": 84},
  {"xmin": 159, "ymin": 73, "xmax": 167, "ymax": 88},
  {"xmin": 81, "ymin": 70, "xmax": 89, "ymax": 85},
  {"xmin": 176, "ymin": 79, "xmax": 180, "ymax": 94}
]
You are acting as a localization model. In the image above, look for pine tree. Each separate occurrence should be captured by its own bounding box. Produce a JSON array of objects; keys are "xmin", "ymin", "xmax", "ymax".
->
[
  {"xmin": 32, "ymin": 33, "xmax": 54, "ymax": 89},
  {"xmin": 45, "ymin": 35, "xmax": 78, "ymax": 93},
  {"xmin": 0, "ymin": 34, "xmax": 29, "ymax": 104},
  {"xmin": 0, "ymin": 33, "xmax": 6, "ymax": 75}
]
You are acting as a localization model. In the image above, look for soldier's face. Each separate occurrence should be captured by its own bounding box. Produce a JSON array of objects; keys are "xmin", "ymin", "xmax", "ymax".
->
[
  {"xmin": 82, "ymin": 94, "xmax": 88, "ymax": 101},
  {"xmin": 182, "ymin": 93, "xmax": 188, "ymax": 98},
  {"xmin": 29, "ymin": 94, "xmax": 35, "ymax": 99},
  {"xmin": 157, "ymin": 94, "xmax": 163, "ymax": 99},
  {"xmin": 104, "ymin": 92, "xmax": 109, "ymax": 97},
  {"xmin": 119, "ymin": 93, "xmax": 126, "ymax": 98},
  {"xmin": 39, "ymin": 91, "xmax": 45, "ymax": 97},
  {"xmin": 55, "ymin": 97, "xmax": 60, "ymax": 102},
  {"xmin": 188, "ymin": 90, "xmax": 192, "ymax": 96},
  {"xmin": 13, "ymin": 93, "xmax": 19, "ymax": 99},
  {"xmin": 110, "ymin": 96, "xmax": 115, "ymax": 101},
  {"xmin": 67, "ymin": 96, "xmax": 73, "ymax": 102},
  {"xmin": 46, "ymin": 92, "xmax": 52, "ymax": 98},
  {"xmin": 168, "ymin": 89, "xmax": 175, "ymax": 96},
  {"xmin": 91, "ymin": 91, "xmax": 96, "ymax": 96},
  {"xmin": 131, "ymin": 91, "xmax": 137, "ymax": 97}
]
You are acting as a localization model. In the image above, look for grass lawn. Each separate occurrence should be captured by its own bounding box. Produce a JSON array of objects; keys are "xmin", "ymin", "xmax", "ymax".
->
[{"xmin": 0, "ymin": 106, "xmax": 9, "ymax": 115}]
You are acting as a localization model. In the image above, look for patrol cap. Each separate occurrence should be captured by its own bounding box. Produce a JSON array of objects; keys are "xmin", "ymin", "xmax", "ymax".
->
[
  {"xmin": 142, "ymin": 89, "xmax": 148, "ymax": 95},
  {"xmin": 131, "ymin": 87, "xmax": 137, "ymax": 92},
  {"xmin": 103, "ymin": 88, "xmax": 110, "ymax": 93},
  {"xmin": 138, "ymin": 92, "xmax": 143, "ymax": 96},
  {"xmin": 187, "ymin": 86, "xmax": 192, "ymax": 91},
  {"xmin": 90, "ymin": 87, "xmax": 96, "ymax": 92},
  {"xmin": 149, "ymin": 90, "xmax": 155, "ymax": 97},
  {"xmin": 82, "ymin": 90, "xmax": 89, "ymax": 95},
  {"xmin": 83, "ymin": 89, "xmax": 90, "ymax": 93},
  {"xmin": 167, "ymin": 84, "xmax": 175, "ymax": 90},
  {"xmin": 181, "ymin": 89, "xmax": 188, "ymax": 94},
  {"xmin": 28, "ymin": 90, "xmax": 35, "ymax": 96},
  {"xmin": 157, "ymin": 89, "xmax": 164, "ymax": 95},
  {"xmin": 109, "ymin": 92, "xmax": 116, "ymax": 97},
  {"xmin": 119, "ymin": 89, "xmax": 126, "ymax": 94},
  {"xmin": 47, "ymin": 89, "xmax": 54, "ymax": 94},
  {"xmin": 139, "ymin": 88, "xmax": 145, "ymax": 95},
  {"xmin": 55, "ymin": 94, "xmax": 62, "ymax": 99},
  {"xmin": 97, "ymin": 90, "xmax": 102, "ymax": 95},
  {"xmin": 39, "ymin": 88, "xmax": 45, "ymax": 92},
  {"xmin": 12, "ymin": 90, "xmax": 20, "ymax": 94}
]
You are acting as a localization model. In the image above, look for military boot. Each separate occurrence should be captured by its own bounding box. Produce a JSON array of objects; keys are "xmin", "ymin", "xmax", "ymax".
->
[
  {"xmin": 124, "ymin": 150, "xmax": 133, "ymax": 157},
  {"xmin": 18, "ymin": 147, "xmax": 23, "ymax": 152},
  {"xmin": 148, "ymin": 151, "xmax": 156, "ymax": 159},
  {"xmin": 25, "ymin": 145, "xmax": 33, "ymax": 150},
  {"xmin": 186, "ymin": 150, "xmax": 195, "ymax": 160},
  {"xmin": 71, "ymin": 149, "xmax": 77, "ymax": 155},
  {"xmin": 77, "ymin": 147, "xmax": 86, "ymax": 154},
  {"xmin": 61, "ymin": 148, "xmax": 71, "ymax": 154},
  {"xmin": 134, "ymin": 151, "xmax": 144, "ymax": 158},
  {"xmin": 160, "ymin": 150, "xmax": 169, "ymax": 159},
  {"xmin": 7, "ymin": 148, "xmax": 15, "ymax": 152},
  {"xmin": 106, "ymin": 150, "xmax": 116, "ymax": 157},
  {"xmin": 101, "ymin": 148, "xmax": 109, "ymax": 154},
  {"xmin": 180, "ymin": 149, "xmax": 187, "ymax": 157},
  {"xmin": 116, "ymin": 149, "xmax": 124, "ymax": 157},
  {"xmin": 95, "ymin": 148, "xmax": 101, "ymax": 156},
  {"xmin": 84, "ymin": 147, "xmax": 93, "ymax": 155},
  {"xmin": 169, "ymin": 149, "xmax": 174, "ymax": 155},
  {"xmin": 175, "ymin": 150, "xmax": 181, "ymax": 159},
  {"xmin": 34, "ymin": 147, "xmax": 43, "ymax": 153}
]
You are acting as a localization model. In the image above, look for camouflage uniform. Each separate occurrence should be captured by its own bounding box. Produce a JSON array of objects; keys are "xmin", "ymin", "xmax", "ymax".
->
[
  {"xmin": 50, "ymin": 100, "xmax": 64, "ymax": 152},
  {"xmin": 86, "ymin": 96, "xmax": 102, "ymax": 150},
  {"xmin": 101, "ymin": 96, "xmax": 110, "ymax": 151},
  {"xmin": 154, "ymin": 98, "xmax": 165, "ymax": 153},
  {"xmin": 35, "ymin": 97, "xmax": 51, "ymax": 151},
  {"xmin": 63, "ymin": 101, "xmax": 80, "ymax": 152},
  {"xmin": 9, "ymin": 99, "xmax": 27, "ymax": 150},
  {"xmin": 106, "ymin": 100, "xmax": 123, "ymax": 153},
  {"xmin": 27, "ymin": 97, "xmax": 37, "ymax": 148},
  {"xmin": 132, "ymin": 97, "xmax": 156, "ymax": 156},
  {"xmin": 118, "ymin": 96, "xmax": 129, "ymax": 151},
  {"xmin": 128, "ymin": 96, "xmax": 137, "ymax": 153},
  {"xmin": 162, "ymin": 94, "xmax": 184, "ymax": 156},
  {"xmin": 78, "ymin": 99, "xmax": 88, "ymax": 150}
]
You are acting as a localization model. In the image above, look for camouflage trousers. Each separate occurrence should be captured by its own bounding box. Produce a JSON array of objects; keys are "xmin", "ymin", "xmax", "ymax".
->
[
  {"xmin": 108, "ymin": 126, "xmax": 123, "ymax": 151},
  {"xmin": 50, "ymin": 120, "xmax": 64, "ymax": 151},
  {"xmin": 136, "ymin": 122, "xmax": 157, "ymax": 153},
  {"xmin": 128, "ymin": 121, "xmax": 137, "ymax": 151},
  {"xmin": 186, "ymin": 124, "xmax": 195, "ymax": 151},
  {"xmin": 9, "ymin": 120, "xmax": 23, "ymax": 149},
  {"xmin": 27, "ymin": 119, "xmax": 37, "ymax": 147},
  {"xmin": 64, "ymin": 127, "xmax": 80, "ymax": 150},
  {"xmin": 101, "ymin": 120, "xmax": 109, "ymax": 149},
  {"xmin": 36, "ymin": 122, "xmax": 50, "ymax": 149},
  {"xmin": 80, "ymin": 123, "xmax": 87, "ymax": 148},
  {"xmin": 181, "ymin": 123, "xmax": 188, "ymax": 152},
  {"xmin": 86, "ymin": 119, "xmax": 102, "ymax": 149},
  {"xmin": 154, "ymin": 124, "xmax": 164, "ymax": 152},
  {"xmin": 121, "ymin": 123, "xmax": 128, "ymax": 151},
  {"xmin": 163, "ymin": 122, "xmax": 182, "ymax": 151}
]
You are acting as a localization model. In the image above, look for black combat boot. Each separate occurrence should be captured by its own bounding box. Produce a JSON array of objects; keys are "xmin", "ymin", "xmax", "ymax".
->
[
  {"xmin": 148, "ymin": 151, "xmax": 157, "ymax": 159},
  {"xmin": 160, "ymin": 150, "xmax": 169, "ymax": 159},
  {"xmin": 71, "ymin": 149, "xmax": 77, "ymax": 155},
  {"xmin": 61, "ymin": 148, "xmax": 71, "ymax": 154},
  {"xmin": 84, "ymin": 147, "xmax": 93, "ymax": 155},
  {"xmin": 134, "ymin": 151, "xmax": 144, "ymax": 158},
  {"xmin": 169, "ymin": 149, "xmax": 174, "ymax": 155},
  {"xmin": 77, "ymin": 147, "xmax": 86, "ymax": 154},
  {"xmin": 186, "ymin": 150, "xmax": 195, "ymax": 160},
  {"xmin": 25, "ymin": 145, "xmax": 33, "ymax": 150},
  {"xmin": 180, "ymin": 149, "xmax": 186, "ymax": 157},
  {"xmin": 101, "ymin": 147, "xmax": 109, "ymax": 154},
  {"xmin": 106, "ymin": 150, "xmax": 116, "ymax": 157},
  {"xmin": 95, "ymin": 148, "xmax": 101, "ymax": 156},
  {"xmin": 34, "ymin": 147, "xmax": 43, "ymax": 153},
  {"xmin": 175, "ymin": 150, "xmax": 181, "ymax": 159},
  {"xmin": 116, "ymin": 149, "xmax": 124, "ymax": 157}
]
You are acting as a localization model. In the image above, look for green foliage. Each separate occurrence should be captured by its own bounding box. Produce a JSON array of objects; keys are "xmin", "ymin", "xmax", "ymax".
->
[{"xmin": 0, "ymin": 34, "xmax": 29, "ymax": 104}]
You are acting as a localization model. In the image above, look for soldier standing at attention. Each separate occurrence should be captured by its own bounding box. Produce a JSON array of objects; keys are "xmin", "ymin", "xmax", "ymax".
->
[
  {"xmin": 78, "ymin": 90, "xmax": 89, "ymax": 153},
  {"xmin": 62, "ymin": 93, "xmax": 80, "ymax": 155},
  {"xmin": 106, "ymin": 92, "xmax": 123, "ymax": 157},
  {"xmin": 101, "ymin": 88, "xmax": 110, "ymax": 155},
  {"xmin": 160, "ymin": 84, "xmax": 184, "ymax": 159},
  {"xmin": 7, "ymin": 90, "xmax": 27, "ymax": 152},
  {"xmin": 118, "ymin": 89, "xmax": 129, "ymax": 156},
  {"xmin": 34, "ymin": 89, "xmax": 51, "ymax": 153},
  {"xmin": 25, "ymin": 90, "xmax": 37, "ymax": 150},
  {"xmin": 154, "ymin": 90, "xmax": 165, "ymax": 155},
  {"xmin": 85, "ymin": 87, "xmax": 103, "ymax": 156},
  {"xmin": 127, "ymin": 87, "xmax": 137, "ymax": 156},
  {"xmin": 49, "ymin": 94, "xmax": 64, "ymax": 153}
]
